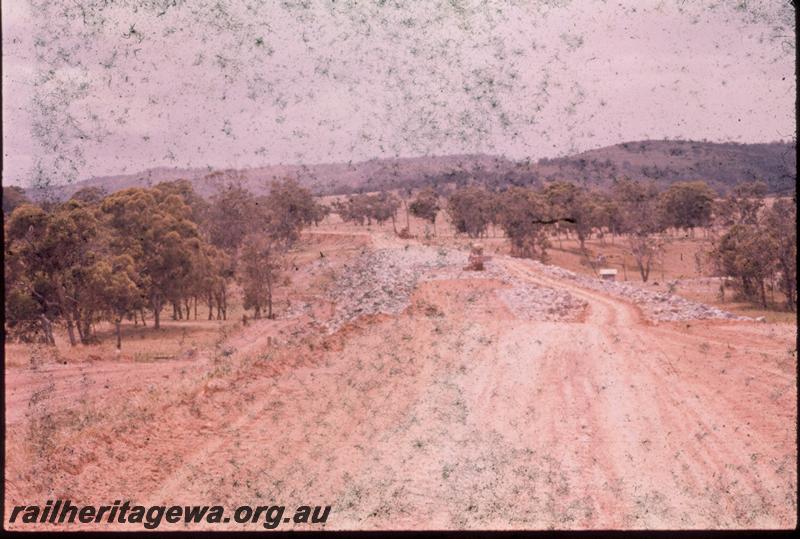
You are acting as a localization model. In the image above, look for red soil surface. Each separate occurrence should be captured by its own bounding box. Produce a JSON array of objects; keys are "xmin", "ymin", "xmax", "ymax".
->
[{"xmin": 4, "ymin": 231, "xmax": 796, "ymax": 530}]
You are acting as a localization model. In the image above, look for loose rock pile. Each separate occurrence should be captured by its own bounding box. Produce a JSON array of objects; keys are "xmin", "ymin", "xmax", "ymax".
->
[
  {"xmin": 524, "ymin": 260, "xmax": 749, "ymax": 322},
  {"xmin": 322, "ymin": 246, "xmax": 465, "ymax": 332},
  {"xmin": 497, "ymin": 284, "xmax": 587, "ymax": 322}
]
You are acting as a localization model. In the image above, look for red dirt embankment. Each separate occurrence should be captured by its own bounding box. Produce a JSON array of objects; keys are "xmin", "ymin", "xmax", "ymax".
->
[{"xmin": 4, "ymin": 233, "xmax": 796, "ymax": 530}]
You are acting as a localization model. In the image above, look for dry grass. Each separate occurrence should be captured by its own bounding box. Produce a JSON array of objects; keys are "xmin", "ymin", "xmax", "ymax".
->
[
  {"xmin": 5, "ymin": 319, "xmax": 237, "ymax": 367},
  {"xmin": 3, "ymin": 293, "xmax": 257, "ymax": 368}
]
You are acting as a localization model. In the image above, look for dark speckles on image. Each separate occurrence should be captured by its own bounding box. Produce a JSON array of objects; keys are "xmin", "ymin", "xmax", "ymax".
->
[
  {"xmin": 1, "ymin": 1, "xmax": 794, "ymax": 192},
  {"xmin": 1, "ymin": 4, "xmax": 796, "ymax": 529}
]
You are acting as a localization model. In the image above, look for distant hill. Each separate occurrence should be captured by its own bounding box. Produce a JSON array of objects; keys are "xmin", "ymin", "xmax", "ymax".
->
[
  {"xmin": 25, "ymin": 140, "xmax": 796, "ymax": 201},
  {"xmin": 533, "ymin": 140, "xmax": 796, "ymax": 195}
]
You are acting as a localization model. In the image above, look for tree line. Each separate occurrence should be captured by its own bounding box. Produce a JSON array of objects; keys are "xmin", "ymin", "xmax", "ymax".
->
[
  {"xmin": 4, "ymin": 179, "xmax": 321, "ymax": 347},
  {"xmin": 4, "ymin": 176, "xmax": 796, "ymax": 349},
  {"xmin": 335, "ymin": 179, "xmax": 796, "ymax": 310}
]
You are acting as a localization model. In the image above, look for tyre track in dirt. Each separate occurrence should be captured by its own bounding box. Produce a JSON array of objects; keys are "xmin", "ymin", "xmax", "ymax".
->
[
  {"xmin": 135, "ymin": 255, "xmax": 794, "ymax": 529},
  {"xmin": 501, "ymin": 257, "xmax": 796, "ymax": 528}
]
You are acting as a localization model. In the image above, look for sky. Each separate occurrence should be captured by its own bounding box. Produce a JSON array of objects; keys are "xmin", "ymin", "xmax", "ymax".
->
[{"xmin": 1, "ymin": 0, "xmax": 796, "ymax": 187}]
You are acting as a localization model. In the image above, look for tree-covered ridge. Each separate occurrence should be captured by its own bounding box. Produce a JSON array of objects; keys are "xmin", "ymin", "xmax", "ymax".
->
[{"xmin": 13, "ymin": 140, "xmax": 796, "ymax": 201}]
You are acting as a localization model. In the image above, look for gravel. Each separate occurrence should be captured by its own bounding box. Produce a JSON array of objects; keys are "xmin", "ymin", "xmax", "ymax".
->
[
  {"xmin": 321, "ymin": 246, "xmax": 464, "ymax": 332},
  {"xmin": 287, "ymin": 244, "xmax": 747, "ymax": 329},
  {"xmin": 523, "ymin": 259, "xmax": 750, "ymax": 322}
]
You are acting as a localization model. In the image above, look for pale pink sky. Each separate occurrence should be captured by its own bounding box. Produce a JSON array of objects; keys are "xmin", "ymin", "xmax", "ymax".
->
[{"xmin": 2, "ymin": 0, "xmax": 795, "ymax": 187}]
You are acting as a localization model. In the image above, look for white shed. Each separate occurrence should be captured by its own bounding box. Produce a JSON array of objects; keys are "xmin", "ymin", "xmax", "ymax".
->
[{"xmin": 599, "ymin": 268, "xmax": 618, "ymax": 281}]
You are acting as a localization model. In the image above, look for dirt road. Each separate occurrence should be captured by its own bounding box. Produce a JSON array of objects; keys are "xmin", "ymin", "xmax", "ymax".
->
[{"xmin": 4, "ymin": 238, "xmax": 796, "ymax": 530}]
